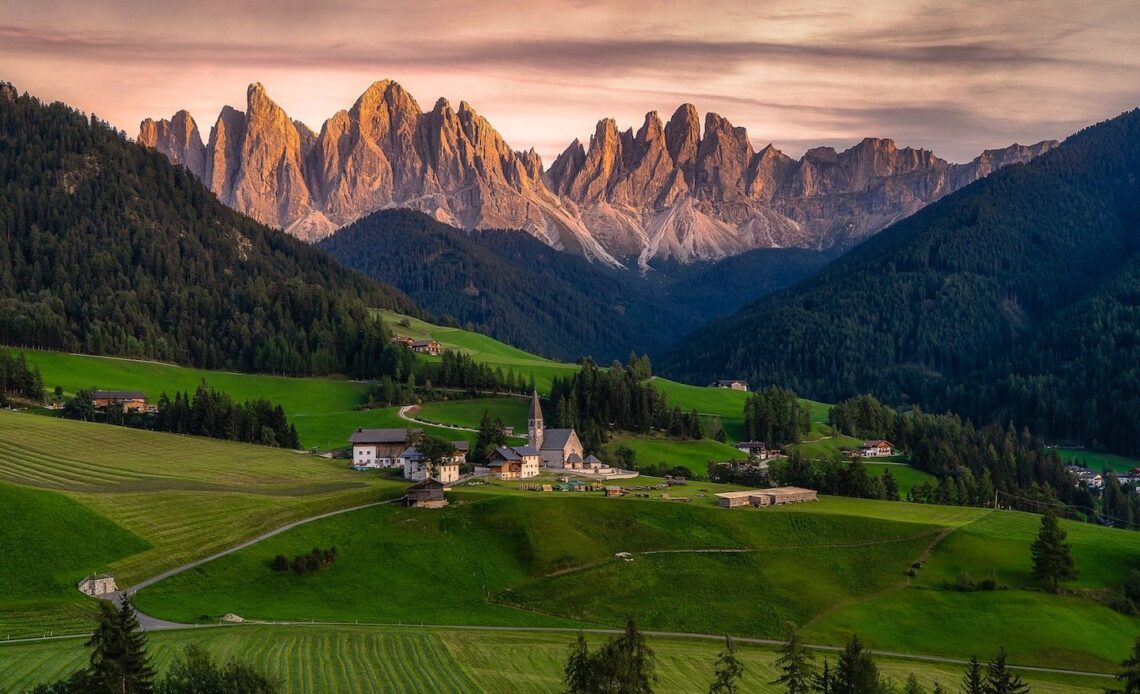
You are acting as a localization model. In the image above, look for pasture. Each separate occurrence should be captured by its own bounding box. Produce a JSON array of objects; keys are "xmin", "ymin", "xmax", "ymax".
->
[
  {"xmin": 0, "ymin": 411, "xmax": 407, "ymax": 637},
  {"xmin": 0, "ymin": 624, "xmax": 1110, "ymax": 694},
  {"xmin": 129, "ymin": 486, "xmax": 1140, "ymax": 671}
]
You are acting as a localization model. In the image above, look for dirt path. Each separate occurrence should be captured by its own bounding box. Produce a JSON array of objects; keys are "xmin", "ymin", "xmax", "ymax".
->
[
  {"xmin": 802, "ymin": 514, "xmax": 985, "ymax": 630},
  {"xmin": 397, "ymin": 405, "xmax": 526, "ymax": 439}
]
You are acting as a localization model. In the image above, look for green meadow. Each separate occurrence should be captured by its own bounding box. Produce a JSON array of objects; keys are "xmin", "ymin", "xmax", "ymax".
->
[
  {"xmin": 0, "ymin": 410, "xmax": 407, "ymax": 637},
  {"xmin": 1057, "ymin": 448, "xmax": 1139, "ymax": 474},
  {"xmin": 415, "ymin": 396, "xmax": 530, "ymax": 432},
  {"xmin": 131, "ymin": 486, "xmax": 1140, "ymax": 672},
  {"xmin": 0, "ymin": 624, "xmax": 1110, "ymax": 694},
  {"xmin": 605, "ymin": 434, "xmax": 745, "ymax": 473}
]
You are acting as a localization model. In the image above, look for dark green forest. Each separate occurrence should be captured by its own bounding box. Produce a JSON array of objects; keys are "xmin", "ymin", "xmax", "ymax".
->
[
  {"xmin": 664, "ymin": 109, "xmax": 1140, "ymax": 455},
  {"xmin": 0, "ymin": 88, "xmax": 418, "ymax": 378},
  {"xmin": 318, "ymin": 209, "xmax": 827, "ymax": 362}
]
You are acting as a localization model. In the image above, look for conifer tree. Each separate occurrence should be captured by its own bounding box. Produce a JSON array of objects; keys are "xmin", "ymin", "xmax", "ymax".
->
[
  {"xmin": 1030, "ymin": 510, "xmax": 1077, "ymax": 591},
  {"xmin": 772, "ymin": 624, "xmax": 815, "ymax": 694},
  {"xmin": 1106, "ymin": 636, "xmax": 1140, "ymax": 694},
  {"xmin": 87, "ymin": 597, "xmax": 154, "ymax": 693},
  {"xmin": 813, "ymin": 658, "xmax": 833, "ymax": 694},
  {"xmin": 984, "ymin": 648, "xmax": 1029, "ymax": 694},
  {"xmin": 832, "ymin": 635, "xmax": 881, "ymax": 694},
  {"xmin": 709, "ymin": 635, "xmax": 745, "ymax": 694},
  {"xmin": 563, "ymin": 632, "xmax": 595, "ymax": 694},
  {"xmin": 961, "ymin": 656, "xmax": 985, "ymax": 694}
]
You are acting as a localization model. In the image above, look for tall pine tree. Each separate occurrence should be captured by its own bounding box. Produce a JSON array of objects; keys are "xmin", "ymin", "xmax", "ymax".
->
[{"xmin": 1030, "ymin": 510, "xmax": 1078, "ymax": 591}]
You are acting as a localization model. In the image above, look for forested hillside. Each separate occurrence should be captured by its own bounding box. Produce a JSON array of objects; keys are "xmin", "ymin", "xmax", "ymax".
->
[
  {"xmin": 0, "ymin": 87, "xmax": 418, "ymax": 378},
  {"xmin": 664, "ymin": 108, "xmax": 1140, "ymax": 454},
  {"xmin": 320, "ymin": 209, "xmax": 829, "ymax": 361}
]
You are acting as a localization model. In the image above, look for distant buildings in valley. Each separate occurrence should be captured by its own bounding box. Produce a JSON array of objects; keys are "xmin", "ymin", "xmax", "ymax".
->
[
  {"xmin": 389, "ymin": 335, "xmax": 443, "ymax": 356},
  {"xmin": 711, "ymin": 379, "xmax": 749, "ymax": 392},
  {"xmin": 90, "ymin": 390, "xmax": 155, "ymax": 414}
]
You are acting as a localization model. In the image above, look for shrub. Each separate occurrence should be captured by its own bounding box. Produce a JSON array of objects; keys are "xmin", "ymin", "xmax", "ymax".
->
[{"xmin": 956, "ymin": 573, "xmax": 976, "ymax": 592}]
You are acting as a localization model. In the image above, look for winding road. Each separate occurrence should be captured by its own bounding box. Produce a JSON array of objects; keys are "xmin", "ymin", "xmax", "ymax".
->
[{"xmin": 104, "ymin": 498, "xmax": 403, "ymax": 629}]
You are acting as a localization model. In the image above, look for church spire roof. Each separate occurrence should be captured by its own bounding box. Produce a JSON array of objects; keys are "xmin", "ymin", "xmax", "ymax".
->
[{"xmin": 529, "ymin": 390, "xmax": 543, "ymax": 422}]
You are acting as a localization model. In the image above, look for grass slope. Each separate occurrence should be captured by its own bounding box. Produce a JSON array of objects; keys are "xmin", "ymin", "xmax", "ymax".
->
[
  {"xmin": 130, "ymin": 486, "xmax": 1140, "ymax": 669},
  {"xmin": 0, "ymin": 411, "xmax": 408, "ymax": 636},
  {"xmin": 414, "ymin": 397, "xmax": 530, "ymax": 433},
  {"xmin": 0, "ymin": 482, "xmax": 149, "ymax": 639},
  {"xmin": 1057, "ymin": 449, "xmax": 1139, "ymax": 474},
  {"xmin": 0, "ymin": 625, "xmax": 1108, "ymax": 694},
  {"xmin": 606, "ymin": 434, "xmax": 745, "ymax": 474}
]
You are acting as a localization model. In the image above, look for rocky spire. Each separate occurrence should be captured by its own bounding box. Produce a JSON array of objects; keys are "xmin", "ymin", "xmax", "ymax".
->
[
  {"xmin": 140, "ymin": 82, "xmax": 1057, "ymax": 262},
  {"xmin": 138, "ymin": 110, "xmax": 207, "ymax": 180}
]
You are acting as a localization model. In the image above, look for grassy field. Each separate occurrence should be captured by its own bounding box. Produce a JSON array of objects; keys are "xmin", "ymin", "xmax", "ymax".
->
[
  {"xmin": 379, "ymin": 310, "xmax": 579, "ymax": 391},
  {"xmin": 0, "ymin": 411, "xmax": 408, "ymax": 637},
  {"xmin": 129, "ymin": 483, "xmax": 1140, "ymax": 671},
  {"xmin": 605, "ymin": 434, "xmax": 745, "ymax": 474},
  {"xmin": 0, "ymin": 625, "xmax": 1110, "ymax": 694},
  {"xmin": 1057, "ymin": 449, "xmax": 1139, "ymax": 474},
  {"xmin": 415, "ymin": 397, "xmax": 530, "ymax": 432},
  {"xmin": 863, "ymin": 463, "xmax": 937, "ymax": 494},
  {"xmin": 18, "ymin": 348, "xmax": 373, "ymax": 450}
]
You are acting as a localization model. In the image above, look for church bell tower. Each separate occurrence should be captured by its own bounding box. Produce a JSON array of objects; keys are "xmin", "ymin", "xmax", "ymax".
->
[{"xmin": 528, "ymin": 390, "xmax": 544, "ymax": 450}]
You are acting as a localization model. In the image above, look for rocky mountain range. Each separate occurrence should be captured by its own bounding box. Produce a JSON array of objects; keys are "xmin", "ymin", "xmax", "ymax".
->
[{"xmin": 139, "ymin": 81, "xmax": 1056, "ymax": 267}]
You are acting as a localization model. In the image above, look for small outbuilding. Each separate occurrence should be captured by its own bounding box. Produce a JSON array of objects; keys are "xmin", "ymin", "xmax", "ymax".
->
[
  {"xmin": 715, "ymin": 486, "xmax": 818, "ymax": 509},
  {"xmin": 406, "ymin": 478, "xmax": 448, "ymax": 509},
  {"xmin": 77, "ymin": 573, "xmax": 118, "ymax": 596},
  {"xmin": 605, "ymin": 486, "xmax": 623, "ymax": 497}
]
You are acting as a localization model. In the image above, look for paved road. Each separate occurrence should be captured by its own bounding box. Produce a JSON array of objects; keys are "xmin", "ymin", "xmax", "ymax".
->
[
  {"xmin": 397, "ymin": 404, "xmax": 527, "ymax": 439},
  {"xmin": 102, "ymin": 498, "xmax": 403, "ymax": 624}
]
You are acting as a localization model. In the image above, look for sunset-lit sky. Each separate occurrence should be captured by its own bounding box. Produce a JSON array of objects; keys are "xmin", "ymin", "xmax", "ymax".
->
[{"xmin": 3, "ymin": 0, "xmax": 1139, "ymax": 163}]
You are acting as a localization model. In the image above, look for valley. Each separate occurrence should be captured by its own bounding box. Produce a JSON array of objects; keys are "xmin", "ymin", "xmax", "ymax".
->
[{"xmin": 2, "ymin": 31, "xmax": 1139, "ymax": 692}]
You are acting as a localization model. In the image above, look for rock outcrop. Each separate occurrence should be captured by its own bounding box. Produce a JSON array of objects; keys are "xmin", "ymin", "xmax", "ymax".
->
[{"xmin": 140, "ymin": 82, "xmax": 1057, "ymax": 266}]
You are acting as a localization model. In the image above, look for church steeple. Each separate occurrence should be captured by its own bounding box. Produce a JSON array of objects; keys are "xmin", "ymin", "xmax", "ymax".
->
[{"xmin": 528, "ymin": 390, "xmax": 544, "ymax": 450}]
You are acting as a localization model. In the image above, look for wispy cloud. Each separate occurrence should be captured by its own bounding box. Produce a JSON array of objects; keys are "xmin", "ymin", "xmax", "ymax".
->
[{"xmin": 1, "ymin": 0, "xmax": 1138, "ymax": 162}]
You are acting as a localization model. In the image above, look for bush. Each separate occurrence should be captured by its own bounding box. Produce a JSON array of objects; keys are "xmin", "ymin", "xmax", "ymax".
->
[
  {"xmin": 978, "ymin": 578, "xmax": 998, "ymax": 591},
  {"xmin": 956, "ymin": 573, "xmax": 976, "ymax": 592}
]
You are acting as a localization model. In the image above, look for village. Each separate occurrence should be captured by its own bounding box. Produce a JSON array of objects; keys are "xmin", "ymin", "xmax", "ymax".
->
[{"xmin": 347, "ymin": 390, "xmax": 820, "ymax": 509}]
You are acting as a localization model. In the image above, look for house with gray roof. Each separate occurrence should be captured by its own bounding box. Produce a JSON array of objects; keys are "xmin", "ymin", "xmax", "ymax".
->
[
  {"xmin": 348, "ymin": 427, "xmax": 421, "ymax": 468},
  {"xmin": 488, "ymin": 444, "xmax": 540, "ymax": 479}
]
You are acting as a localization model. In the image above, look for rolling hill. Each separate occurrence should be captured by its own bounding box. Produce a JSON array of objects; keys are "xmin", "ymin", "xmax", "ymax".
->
[
  {"xmin": 0, "ymin": 85, "xmax": 417, "ymax": 378},
  {"xmin": 664, "ymin": 108, "xmax": 1140, "ymax": 455}
]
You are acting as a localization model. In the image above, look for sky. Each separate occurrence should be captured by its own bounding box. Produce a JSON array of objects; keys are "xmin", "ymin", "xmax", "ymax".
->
[{"xmin": 2, "ymin": 0, "xmax": 1139, "ymax": 164}]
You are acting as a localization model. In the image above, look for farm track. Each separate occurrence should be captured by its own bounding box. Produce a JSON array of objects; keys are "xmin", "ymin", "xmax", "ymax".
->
[{"xmin": 801, "ymin": 514, "xmax": 985, "ymax": 630}]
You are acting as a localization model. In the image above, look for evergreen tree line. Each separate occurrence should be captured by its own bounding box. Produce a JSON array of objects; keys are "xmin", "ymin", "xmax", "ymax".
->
[
  {"xmin": 28, "ymin": 597, "xmax": 277, "ymax": 693},
  {"xmin": 62, "ymin": 381, "xmax": 301, "ymax": 449},
  {"xmin": 548, "ymin": 356, "xmax": 706, "ymax": 453},
  {"xmin": 743, "ymin": 386, "xmax": 811, "ymax": 445},
  {"xmin": 0, "ymin": 89, "xmax": 418, "ymax": 381},
  {"xmin": 0, "ymin": 348, "xmax": 43, "ymax": 404},
  {"xmin": 421, "ymin": 349, "xmax": 537, "ymax": 395},
  {"xmin": 559, "ymin": 617, "xmax": 1140, "ymax": 693},
  {"xmin": 770, "ymin": 453, "xmax": 903, "ymax": 502},
  {"xmin": 826, "ymin": 395, "xmax": 1123, "ymax": 521}
]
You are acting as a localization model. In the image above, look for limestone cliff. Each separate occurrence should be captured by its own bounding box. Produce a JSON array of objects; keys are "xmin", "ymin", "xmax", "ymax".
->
[{"xmin": 140, "ymin": 82, "xmax": 1057, "ymax": 265}]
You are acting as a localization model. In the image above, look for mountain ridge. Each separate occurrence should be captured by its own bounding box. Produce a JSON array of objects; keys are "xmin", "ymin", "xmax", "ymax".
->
[
  {"xmin": 139, "ymin": 81, "xmax": 1056, "ymax": 267},
  {"xmin": 662, "ymin": 107, "xmax": 1140, "ymax": 454}
]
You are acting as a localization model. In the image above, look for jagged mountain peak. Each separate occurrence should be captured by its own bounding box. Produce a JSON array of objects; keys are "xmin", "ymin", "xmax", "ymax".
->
[{"xmin": 140, "ymin": 82, "xmax": 1057, "ymax": 264}]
